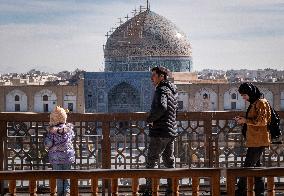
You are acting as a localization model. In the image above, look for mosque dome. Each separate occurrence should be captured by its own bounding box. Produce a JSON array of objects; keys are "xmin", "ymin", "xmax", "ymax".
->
[{"xmin": 104, "ymin": 9, "xmax": 192, "ymax": 72}]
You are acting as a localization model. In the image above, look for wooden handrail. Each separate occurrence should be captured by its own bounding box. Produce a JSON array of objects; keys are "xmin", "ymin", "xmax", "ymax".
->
[
  {"xmin": 0, "ymin": 111, "xmax": 282, "ymax": 122},
  {"xmin": 0, "ymin": 168, "xmax": 221, "ymax": 180},
  {"xmin": 5, "ymin": 167, "xmax": 284, "ymax": 195},
  {"xmin": 0, "ymin": 168, "xmax": 221, "ymax": 196},
  {"xmin": 226, "ymin": 167, "xmax": 284, "ymax": 196},
  {"xmin": 0, "ymin": 111, "xmax": 247, "ymax": 122}
]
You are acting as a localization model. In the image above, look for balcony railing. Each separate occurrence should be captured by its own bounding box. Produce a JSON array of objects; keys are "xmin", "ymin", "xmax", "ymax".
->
[
  {"xmin": 0, "ymin": 168, "xmax": 221, "ymax": 196},
  {"xmin": 226, "ymin": 167, "xmax": 284, "ymax": 196},
  {"xmin": 0, "ymin": 111, "xmax": 283, "ymax": 195}
]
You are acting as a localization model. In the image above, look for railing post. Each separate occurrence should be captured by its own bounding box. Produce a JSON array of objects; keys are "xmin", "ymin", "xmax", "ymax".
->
[
  {"xmin": 9, "ymin": 180, "xmax": 16, "ymax": 195},
  {"xmin": 267, "ymin": 177, "xmax": 275, "ymax": 196},
  {"xmin": 132, "ymin": 177, "xmax": 139, "ymax": 196},
  {"xmin": 0, "ymin": 121, "xmax": 6, "ymax": 196},
  {"xmin": 102, "ymin": 121, "xmax": 111, "ymax": 195},
  {"xmin": 152, "ymin": 178, "xmax": 159, "ymax": 196},
  {"xmin": 226, "ymin": 171, "xmax": 235, "ymax": 196},
  {"xmin": 111, "ymin": 178, "xmax": 118, "ymax": 196},
  {"xmin": 29, "ymin": 179, "xmax": 37, "ymax": 196},
  {"xmin": 172, "ymin": 177, "xmax": 179, "ymax": 196},
  {"xmin": 247, "ymin": 177, "xmax": 254, "ymax": 196},
  {"xmin": 102, "ymin": 121, "xmax": 111, "ymax": 169},
  {"xmin": 204, "ymin": 113, "xmax": 213, "ymax": 167},
  {"xmin": 192, "ymin": 177, "xmax": 199, "ymax": 196},
  {"xmin": 50, "ymin": 178, "xmax": 56, "ymax": 196},
  {"xmin": 211, "ymin": 170, "xmax": 220, "ymax": 196},
  {"xmin": 92, "ymin": 178, "xmax": 99, "ymax": 196},
  {"xmin": 70, "ymin": 178, "xmax": 78, "ymax": 196}
]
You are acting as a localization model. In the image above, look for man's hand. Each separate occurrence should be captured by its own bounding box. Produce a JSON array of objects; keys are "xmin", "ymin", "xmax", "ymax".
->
[{"xmin": 148, "ymin": 122, "xmax": 153, "ymax": 127}]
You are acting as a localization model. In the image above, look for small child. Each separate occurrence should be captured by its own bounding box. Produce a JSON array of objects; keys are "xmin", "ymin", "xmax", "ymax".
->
[{"xmin": 44, "ymin": 106, "xmax": 75, "ymax": 196}]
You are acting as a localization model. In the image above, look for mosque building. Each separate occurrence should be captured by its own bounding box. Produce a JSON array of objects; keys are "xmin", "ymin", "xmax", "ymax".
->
[{"xmin": 84, "ymin": 2, "xmax": 193, "ymax": 113}]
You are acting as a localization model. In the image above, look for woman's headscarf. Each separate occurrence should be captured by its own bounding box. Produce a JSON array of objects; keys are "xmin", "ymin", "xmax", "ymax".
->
[
  {"xmin": 238, "ymin": 82, "xmax": 263, "ymax": 137},
  {"xmin": 238, "ymin": 82, "xmax": 262, "ymax": 104}
]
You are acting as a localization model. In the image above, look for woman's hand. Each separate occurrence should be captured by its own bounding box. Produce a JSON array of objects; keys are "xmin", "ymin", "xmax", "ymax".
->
[{"xmin": 235, "ymin": 116, "xmax": 246, "ymax": 125}]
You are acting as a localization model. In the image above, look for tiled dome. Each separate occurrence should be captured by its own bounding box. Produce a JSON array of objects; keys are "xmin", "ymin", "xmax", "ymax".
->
[{"xmin": 104, "ymin": 10, "xmax": 192, "ymax": 72}]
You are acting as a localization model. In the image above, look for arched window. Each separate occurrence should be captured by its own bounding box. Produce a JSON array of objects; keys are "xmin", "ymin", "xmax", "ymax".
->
[
  {"xmin": 15, "ymin": 95, "xmax": 20, "ymax": 101},
  {"xmin": 231, "ymin": 93, "xmax": 237, "ymax": 99},
  {"xmin": 43, "ymin": 95, "xmax": 48, "ymax": 101}
]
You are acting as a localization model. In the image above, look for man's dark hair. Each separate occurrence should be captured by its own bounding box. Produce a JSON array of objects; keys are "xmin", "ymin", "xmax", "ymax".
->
[{"xmin": 151, "ymin": 66, "xmax": 171, "ymax": 80}]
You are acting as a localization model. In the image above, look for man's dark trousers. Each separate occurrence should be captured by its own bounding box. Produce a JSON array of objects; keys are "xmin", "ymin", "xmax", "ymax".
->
[{"xmin": 145, "ymin": 137, "xmax": 175, "ymax": 194}]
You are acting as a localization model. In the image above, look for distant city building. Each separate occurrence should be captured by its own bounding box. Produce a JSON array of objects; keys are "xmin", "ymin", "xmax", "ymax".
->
[
  {"xmin": 0, "ymin": 80, "xmax": 85, "ymax": 113},
  {"xmin": 175, "ymin": 82, "xmax": 284, "ymax": 112},
  {"xmin": 0, "ymin": 69, "xmax": 84, "ymax": 86},
  {"xmin": 1, "ymin": 79, "xmax": 284, "ymax": 113},
  {"xmin": 224, "ymin": 69, "xmax": 284, "ymax": 83}
]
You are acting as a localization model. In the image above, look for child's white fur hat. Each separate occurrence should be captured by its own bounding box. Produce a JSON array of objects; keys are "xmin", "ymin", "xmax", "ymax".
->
[{"xmin": 49, "ymin": 106, "xmax": 68, "ymax": 126}]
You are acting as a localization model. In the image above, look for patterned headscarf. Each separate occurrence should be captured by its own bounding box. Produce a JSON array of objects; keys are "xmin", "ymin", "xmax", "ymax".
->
[
  {"xmin": 49, "ymin": 106, "xmax": 68, "ymax": 126},
  {"xmin": 238, "ymin": 82, "xmax": 262, "ymax": 104}
]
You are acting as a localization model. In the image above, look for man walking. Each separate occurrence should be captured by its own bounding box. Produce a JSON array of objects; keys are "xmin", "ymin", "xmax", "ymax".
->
[{"xmin": 143, "ymin": 66, "xmax": 178, "ymax": 196}]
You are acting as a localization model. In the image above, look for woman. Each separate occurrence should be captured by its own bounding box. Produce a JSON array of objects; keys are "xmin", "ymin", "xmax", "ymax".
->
[{"xmin": 234, "ymin": 82, "xmax": 271, "ymax": 196}]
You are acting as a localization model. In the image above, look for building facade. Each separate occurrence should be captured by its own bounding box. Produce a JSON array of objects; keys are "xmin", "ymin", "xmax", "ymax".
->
[
  {"xmin": 0, "ymin": 80, "xmax": 85, "ymax": 113},
  {"xmin": 176, "ymin": 82, "xmax": 284, "ymax": 112}
]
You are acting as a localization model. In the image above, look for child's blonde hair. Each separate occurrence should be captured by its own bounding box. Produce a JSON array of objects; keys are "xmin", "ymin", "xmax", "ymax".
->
[{"xmin": 49, "ymin": 106, "xmax": 69, "ymax": 126}]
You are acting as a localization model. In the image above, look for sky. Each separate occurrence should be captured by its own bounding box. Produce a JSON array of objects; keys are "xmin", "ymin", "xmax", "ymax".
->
[{"xmin": 0, "ymin": 0, "xmax": 284, "ymax": 73}]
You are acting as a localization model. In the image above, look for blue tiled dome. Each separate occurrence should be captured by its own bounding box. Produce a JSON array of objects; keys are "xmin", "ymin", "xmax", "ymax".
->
[{"xmin": 104, "ymin": 10, "xmax": 192, "ymax": 72}]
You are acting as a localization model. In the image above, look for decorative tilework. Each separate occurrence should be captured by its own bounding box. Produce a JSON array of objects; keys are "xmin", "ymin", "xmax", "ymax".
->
[
  {"xmin": 104, "ymin": 10, "xmax": 192, "ymax": 72},
  {"xmin": 97, "ymin": 79, "xmax": 105, "ymax": 88},
  {"xmin": 84, "ymin": 72, "xmax": 154, "ymax": 113}
]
